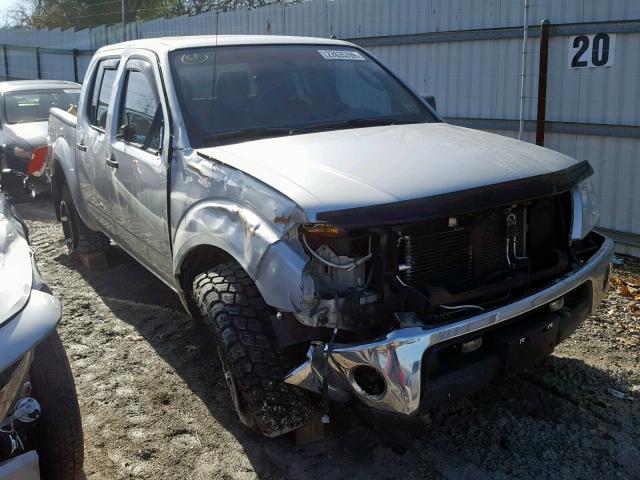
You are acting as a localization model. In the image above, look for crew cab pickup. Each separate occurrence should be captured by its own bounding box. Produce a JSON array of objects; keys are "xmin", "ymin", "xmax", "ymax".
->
[{"xmin": 48, "ymin": 35, "xmax": 614, "ymax": 437}]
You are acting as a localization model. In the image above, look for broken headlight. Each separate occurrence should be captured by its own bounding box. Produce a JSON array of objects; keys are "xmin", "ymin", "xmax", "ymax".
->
[
  {"xmin": 301, "ymin": 222, "xmax": 345, "ymax": 238},
  {"xmin": 571, "ymin": 178, "xmax": 600, "ymax": 240}
]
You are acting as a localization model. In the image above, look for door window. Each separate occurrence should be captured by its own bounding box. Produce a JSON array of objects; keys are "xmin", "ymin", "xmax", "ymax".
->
[
  {"xmin": 88, "ymin": 64, "xmax": 117, "ymax": 130},
  {"xmin": 95, "ymin": 69, "xmax": 116, "ymax": 130},
  {"xmin": 118, "ymin": 68, "xmax": 163, "ymax": 152}
]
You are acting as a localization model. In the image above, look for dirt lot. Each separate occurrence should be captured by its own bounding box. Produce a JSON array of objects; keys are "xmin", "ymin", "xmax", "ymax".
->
[{"xmin": 15, "ymin": 197, "xmax": 640, "ymax": 479}]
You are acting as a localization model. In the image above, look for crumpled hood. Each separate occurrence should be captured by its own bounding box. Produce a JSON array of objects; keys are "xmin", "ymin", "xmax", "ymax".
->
[
  {"xmin": 197, "ymin": 123, "xmax": 579, "ymax": 220},
  {"xmin": 3, "ymin": 121, "xmax": 48, "ymax": 149},
  {"xmin": 0, "ymin": 196, "xmax": 32, "ymax": 324}
]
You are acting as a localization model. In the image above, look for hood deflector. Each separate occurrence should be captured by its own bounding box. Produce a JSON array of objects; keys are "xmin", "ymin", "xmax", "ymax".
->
[{"xmin": 316, "ymin": 160, "xmax": 593, "ymax": 228}]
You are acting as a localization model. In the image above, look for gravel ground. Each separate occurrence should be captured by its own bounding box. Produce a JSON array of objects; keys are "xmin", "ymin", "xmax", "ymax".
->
[{"xmin": 14, "ymin": 197, "xmax": 640, "ymax": 480}]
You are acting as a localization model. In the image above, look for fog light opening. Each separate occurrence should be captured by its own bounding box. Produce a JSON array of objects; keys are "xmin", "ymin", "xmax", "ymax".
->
[
  {"xmin": 549, "ymin": 296, "xmax": 565, "ymax": 312},
  {"xmin": 352, "ymin": 366, "xmax": 386, "ymax": 399}
]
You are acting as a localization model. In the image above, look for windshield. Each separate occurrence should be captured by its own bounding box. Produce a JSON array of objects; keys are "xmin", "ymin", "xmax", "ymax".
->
[
  {"xmin": 3, "ymin": 89, "xmax": 80, "ymax": 124},
  {"xmin": 169, "ymin": 45, "xmax": 436, "ymax": 147}
]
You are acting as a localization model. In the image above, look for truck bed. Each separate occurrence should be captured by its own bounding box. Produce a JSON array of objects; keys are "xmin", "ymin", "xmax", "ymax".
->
[{"xmin": 49, "ymin": 107, "xmax": 77, "ymax": 128}]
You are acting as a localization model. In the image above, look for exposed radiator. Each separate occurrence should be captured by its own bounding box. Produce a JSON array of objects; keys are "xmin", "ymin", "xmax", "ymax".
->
[{"xmin": 398, "ymin": 205, "xmax": 527, "ymax": 291}]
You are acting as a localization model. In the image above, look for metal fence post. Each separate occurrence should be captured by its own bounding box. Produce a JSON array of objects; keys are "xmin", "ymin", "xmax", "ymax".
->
[
  {"xmin": 35, "ymin": 46, "xmax": 41, "ymax": 79},
  {"xmin": 2, "ymin": 45, "xmax": 8, "ymax": 80},
  {"xmin": 536, "ymin": 19, "xmax": 551, "ymax": 146},
  {"xmin": 73, "ymin": 49, "xmax": 79, "ymax": 83},
  {"xmin": 518, "ymin": 0, "xmax": 529, "ymax": 140}
]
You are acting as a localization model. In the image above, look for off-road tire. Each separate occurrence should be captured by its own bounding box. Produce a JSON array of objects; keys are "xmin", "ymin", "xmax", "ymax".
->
[
  {"xmin": 193, "ymin": 262, "xmax": 314, "ymax": 437},
  {"xmin": 30, "ymin": 331, "xmax": 84, "ymax": 480},
  {"xmin": 60, "ymin": 183, "xmax": 109, "ymax": 254}
]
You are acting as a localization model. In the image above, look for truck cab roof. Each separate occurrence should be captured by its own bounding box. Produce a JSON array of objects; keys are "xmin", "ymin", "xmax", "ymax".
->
[{"xmin": 98, "ymin": 34, "xmax": 354, "ymax": 54}]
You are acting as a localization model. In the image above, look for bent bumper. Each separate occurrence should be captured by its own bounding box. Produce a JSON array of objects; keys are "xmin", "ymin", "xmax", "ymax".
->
[{"xmin": 285, "ymin": 234, "xmax": 614, "ymax": 415}]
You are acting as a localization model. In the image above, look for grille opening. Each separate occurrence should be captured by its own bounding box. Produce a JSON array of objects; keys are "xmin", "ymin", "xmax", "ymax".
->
[{"xmin": 396, "ymin": 193, "xmax": 571, "ymax": 312}]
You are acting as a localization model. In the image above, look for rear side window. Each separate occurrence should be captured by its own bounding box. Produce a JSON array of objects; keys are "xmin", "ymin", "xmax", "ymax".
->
[
  {"xmin": 3, "ymin": 89, "xmax": 80, "ymax": 124},
  {"xmin": 88, "ymin": 61, "xmax": 118, "ymax": 130},
  {"xmin": 118, "ymin": 67, "xmax": 163, "ymax": 151}
]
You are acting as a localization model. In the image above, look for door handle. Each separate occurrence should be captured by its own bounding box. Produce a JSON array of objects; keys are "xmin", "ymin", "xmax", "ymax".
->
[
  {"xmin": 76, "ymin": 143, "xmax": 87, "ymax": 152},
  {"xmin": 106, "ymin": 154, "xmax": 119, "ymax": 168}
]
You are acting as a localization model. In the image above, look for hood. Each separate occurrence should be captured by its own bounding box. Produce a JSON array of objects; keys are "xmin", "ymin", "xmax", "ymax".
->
[
  {"xmin": 0, "ymin": 195, "xmax": 32, "ymax": 324},
  {"xmin": 197, "ymin": 123, "xmax": 579, "ymax": 221},
  {"xmin": 3, "ymin": 121, "xmax": 48, "ymax": 149}
]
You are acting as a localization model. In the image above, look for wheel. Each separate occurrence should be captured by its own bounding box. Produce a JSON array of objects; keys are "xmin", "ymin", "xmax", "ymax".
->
[
  {"xmin": 30, "ymin": 331, "xmax": 84, "ymax": 480},
  {"xmin": 60, "ymin": 184, "xmax": 109, "ymax": 254},
  {"xmin": 193, "ymin": 262, "xmax": 315, "ymax": 437}
]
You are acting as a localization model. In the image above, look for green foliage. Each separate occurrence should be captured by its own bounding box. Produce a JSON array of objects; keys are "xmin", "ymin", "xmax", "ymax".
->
[{"xmin": 9, "ymin": 0, "xmax": 303, "ymax": 30}]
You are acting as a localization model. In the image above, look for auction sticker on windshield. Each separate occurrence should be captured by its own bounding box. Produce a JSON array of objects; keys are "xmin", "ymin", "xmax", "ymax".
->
[{"xmin": 318, "ymin": 50, "xmax": 365, "ymax": 61}]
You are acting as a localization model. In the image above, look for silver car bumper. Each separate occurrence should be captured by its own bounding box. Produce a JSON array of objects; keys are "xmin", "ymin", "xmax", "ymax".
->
[
  {"xmin": 0, "ymin": 451, "xmax": 40, "ymax": 480},
  {"xmin": 285, "ymin": 235, "xmax": 614, "ymax": 415}
]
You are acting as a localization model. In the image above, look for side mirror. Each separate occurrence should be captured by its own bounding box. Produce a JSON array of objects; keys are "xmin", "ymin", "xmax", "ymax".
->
[
  {"xmin": 117, "ymin": 123, "xmax": 135, "ymax": 142},
  {"xmin": 422, "ymin": 95, "xmax": 437, "ymax": 111}
]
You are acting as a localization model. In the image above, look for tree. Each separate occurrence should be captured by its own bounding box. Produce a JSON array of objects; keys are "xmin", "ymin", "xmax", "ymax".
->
[
  {"xmin": 172, "ymin": 0, "xmax": 302, "ymax": 16},
  {"xmin": 9, "ymin": 0, "xmax": 302, "ymax": 30}
]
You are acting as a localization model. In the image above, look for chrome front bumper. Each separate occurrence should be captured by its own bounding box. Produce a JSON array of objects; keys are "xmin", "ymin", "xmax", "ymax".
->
[{"xmin": 285, "ymin": 235, "xmax": 614, "ymax": 415}]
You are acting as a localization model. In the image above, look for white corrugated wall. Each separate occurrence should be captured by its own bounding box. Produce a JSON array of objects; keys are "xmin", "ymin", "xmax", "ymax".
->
[{"xmin": 0, "ymin": 0, "xmax": 637, "ymax": 253}]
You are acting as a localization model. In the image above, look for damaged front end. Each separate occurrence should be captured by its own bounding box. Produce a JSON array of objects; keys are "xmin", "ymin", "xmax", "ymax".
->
[
  {"xmin": 293, "ymin": 222, "xmax": 381, "ymax": 331},
  {"xmin": 281, "ymin": 162, "xmax": 614, "ymax": 415}
]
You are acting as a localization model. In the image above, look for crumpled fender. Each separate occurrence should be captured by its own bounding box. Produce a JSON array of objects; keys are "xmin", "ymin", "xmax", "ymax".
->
[
  {"xmin": 171, "ymin": 150, "xmax": 312, "ymax": 312},
  {"xmin": 172, "ymin": 200, "xmax": 311, "ymax": 312},
  {"xmin": 172, "ymin": 199, "xmax": 282, "ymax": 280}
]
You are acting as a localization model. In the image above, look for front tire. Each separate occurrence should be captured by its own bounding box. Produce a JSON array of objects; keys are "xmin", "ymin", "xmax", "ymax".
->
[
  {"xmin": 192, "ymin": 262, "xmax": 314, "ymax": 437},
  {"xmin": 60, "ymin": 184, "xmax": 109, "ymax": 255},
  {"xmin": 30, "ymin": 332, "xmax": 84, "ymax": 480}
]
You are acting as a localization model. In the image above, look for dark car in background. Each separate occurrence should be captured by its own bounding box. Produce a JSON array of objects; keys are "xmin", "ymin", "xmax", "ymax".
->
[{"xmin": 0, "ymin": 81, "xmax": 80, "ymax": 197}]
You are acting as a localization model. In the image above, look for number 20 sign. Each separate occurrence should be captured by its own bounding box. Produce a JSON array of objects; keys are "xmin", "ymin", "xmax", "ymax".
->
[{"xmin": 568, "ymin": 33, "xmax": 616, "ymax": 69}]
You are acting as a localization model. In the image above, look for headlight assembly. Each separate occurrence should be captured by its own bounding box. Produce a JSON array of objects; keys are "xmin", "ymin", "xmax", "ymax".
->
[
  {"xmin": 571, "ymin": 178, "xmax": 600, "ymax": 240},
  {"xmin": 301, "ymin": 222, "xmax": 345, "ymax": 238}
]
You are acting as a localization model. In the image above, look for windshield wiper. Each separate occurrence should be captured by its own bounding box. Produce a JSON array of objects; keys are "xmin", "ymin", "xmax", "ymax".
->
[
  {"xmin": 202, "ymin": 118, "xmax": 424, "ymax": 145},
  {"xmin": 203, "ymin": 127, "xmax": 292, "ymax": 145},
  {"xmin": 294, "ymin": 117, "xmax": 422, "ymax": 134}
]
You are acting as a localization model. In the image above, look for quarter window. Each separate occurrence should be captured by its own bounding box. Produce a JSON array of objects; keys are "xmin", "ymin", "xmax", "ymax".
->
[{"xmin": 118, "ymin": 69, "xmax": 163, "ymax": 151}]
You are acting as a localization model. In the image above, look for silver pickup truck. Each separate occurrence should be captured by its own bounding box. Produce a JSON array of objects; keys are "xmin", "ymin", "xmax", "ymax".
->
[{"xmin": 48, "ymin": 35, "xmax": 614, "ymax": 437}]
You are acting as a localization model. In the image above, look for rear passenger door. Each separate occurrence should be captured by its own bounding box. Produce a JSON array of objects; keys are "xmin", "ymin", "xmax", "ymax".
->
[
  {"xmin": 108, "ymin": 55, "xmax": 172, "ymax": 281},
  {"xmin": 77, "ymin": 58, "xmax": 119, "ymax": 235}
]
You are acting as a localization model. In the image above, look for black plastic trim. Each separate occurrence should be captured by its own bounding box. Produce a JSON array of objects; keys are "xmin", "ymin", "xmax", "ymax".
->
[{"xmin": 317, "ymin": 160, "xmax": 593, "ymax": 228}]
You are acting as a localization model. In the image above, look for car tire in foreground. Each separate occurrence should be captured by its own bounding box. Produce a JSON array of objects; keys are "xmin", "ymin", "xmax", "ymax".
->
[{"xmin": 30, "ymin": 331, "xmax": 84, "ymax": 480}]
